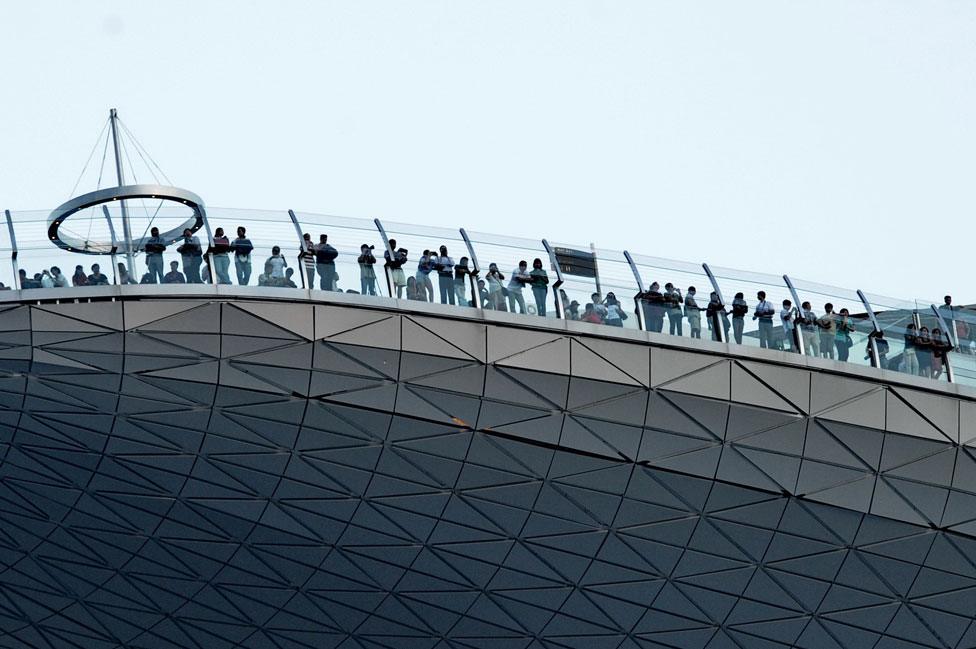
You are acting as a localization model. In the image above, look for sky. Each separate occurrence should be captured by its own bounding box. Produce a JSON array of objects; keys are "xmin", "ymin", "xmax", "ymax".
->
[{"xmin": 1, "ymin": 1, "xmax": 974, "ymax": 302}]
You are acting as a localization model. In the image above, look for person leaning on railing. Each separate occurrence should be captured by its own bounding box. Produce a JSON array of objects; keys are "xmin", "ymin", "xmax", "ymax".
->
[
  {"xmin": 177, "ymin": 229, "xmax": 203, "ymax": 284},
  {"xmin": 730, "ymin": 293, "xmax": 748, "ymax": 344},
  {"xmin": 817, "ymin": 303, "xmax": 837, "ymax": 360},
  {"xmin": 664, "ymin": 283, "xmax": 683, "ymax": 336},
  {"xmin": 454, "ymin": 257, "xmax": 470, "ymax": 305},
  {"xmin": 932, "ymin": 327, "xmax": 951, "ymax": 379},
  {"xmin": 300, "ymin": 233, "xmax": 317, "ymax": 288},
  {"xmin": 834, "ymin": 308, "xmax": 855, "ymax": 362},
  {"xmin": 797, "ymin": 302, "xmax": 819, "ymax": 357}
]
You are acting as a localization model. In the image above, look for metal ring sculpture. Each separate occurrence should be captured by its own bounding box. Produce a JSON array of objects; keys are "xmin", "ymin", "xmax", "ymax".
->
[{"xmin": 47, "ymin": 184, "xmax": 206, "ymax": 255}]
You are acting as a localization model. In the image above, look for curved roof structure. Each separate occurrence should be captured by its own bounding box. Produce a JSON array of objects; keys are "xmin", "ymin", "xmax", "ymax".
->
[{"xmin": 0, "ymin": 286, "xmax": 974, "ymax": 648}]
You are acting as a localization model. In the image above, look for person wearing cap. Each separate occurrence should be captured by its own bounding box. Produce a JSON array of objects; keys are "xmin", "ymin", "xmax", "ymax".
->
[{"xmin": 566, "ymin": 300, "xmax": 580, "ymax": 320}]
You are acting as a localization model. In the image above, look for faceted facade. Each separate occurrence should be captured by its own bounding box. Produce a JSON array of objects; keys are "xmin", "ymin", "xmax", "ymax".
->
[{"xmin": 1, "ymin": 295, "xmax": 976, "ymax": 648}]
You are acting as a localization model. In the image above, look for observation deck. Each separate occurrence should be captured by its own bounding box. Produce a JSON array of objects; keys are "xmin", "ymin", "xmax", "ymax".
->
[{"xmin": 2, "ymin": 193, "xmax": 976, "ymax": 648}]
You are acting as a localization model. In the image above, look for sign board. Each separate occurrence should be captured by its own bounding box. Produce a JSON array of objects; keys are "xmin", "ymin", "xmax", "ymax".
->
[{"xmin": 554, "ymin": 247, "xmax": 597, "ymax": 278}]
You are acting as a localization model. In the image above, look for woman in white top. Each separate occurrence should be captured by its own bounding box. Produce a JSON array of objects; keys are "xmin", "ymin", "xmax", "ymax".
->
[{"xmin": 267, "ymin": 246, "xmax": 288, "ymax": 279}]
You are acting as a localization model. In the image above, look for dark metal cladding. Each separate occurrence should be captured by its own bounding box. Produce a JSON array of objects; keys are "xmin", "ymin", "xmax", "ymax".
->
[{"xmin": 0, "ymin": 293, "xmax": 974, "ymax": 649}]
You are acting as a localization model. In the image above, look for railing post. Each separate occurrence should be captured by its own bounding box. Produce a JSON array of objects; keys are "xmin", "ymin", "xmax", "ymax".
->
[
  {"xmin": 931, "ymin": 303, "xmax": 956, "ymax": 383},
  {"xmin": 623, "ymin": 250, "xmax": 647, "ymax": 332},
  {"xmin": 374, "ymin": 218, "xmax": 396, "ymax": 299},
  {"xmin": 199, "ymin": 207, "xmax": 217, "ymax": 285},
  {"xmin": 459, "ymin": 228, "xmax": 482, "ymax": 309},
  {"xmin": 541, "ymin": 239, "xmax": 565, "ymax": 320},
  {"xmin": 287, "ymin": 210, "xmax": 309, "ymax": 290},
  {"xmin": 102, "ymin": 206, "xmax": 122, "ymax": 284},
  {"xmin": 783, "ymin": 275, "xmax": 804, "ymax": 356},
  {"xmin": 702, "ymin": 263, "xmax": 727, "ymax": 343},
  {"xmin": 856, "ymin": 289, "xmax": 882, "ymax": 369},
  {"xmin": 5, "ymin": 210, "xmax": 19, "ymax": 291}
]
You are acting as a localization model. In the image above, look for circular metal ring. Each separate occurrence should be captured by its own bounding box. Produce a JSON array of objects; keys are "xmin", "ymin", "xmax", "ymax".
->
[{"xmin": 47, "ymin": 184, "xmax": 206, "ymax": 255}]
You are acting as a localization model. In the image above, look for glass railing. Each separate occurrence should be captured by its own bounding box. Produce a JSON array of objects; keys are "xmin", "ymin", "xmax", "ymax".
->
[{"xmin": 3, "ymin": 203, "xmax": 967, "ymax": 386}]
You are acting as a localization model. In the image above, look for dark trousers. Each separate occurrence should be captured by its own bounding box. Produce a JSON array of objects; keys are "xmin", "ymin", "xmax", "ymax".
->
[
  {"xmin": 317, "ymin": 263, "xmax": 336, "ymax": 291},
  {"xmin": 438, "ymin": 274, "xmax": 455, "ymax": 305},
  {"xmin": 758, "ymin": 319, "xmax": 773, "ymax": 348}
]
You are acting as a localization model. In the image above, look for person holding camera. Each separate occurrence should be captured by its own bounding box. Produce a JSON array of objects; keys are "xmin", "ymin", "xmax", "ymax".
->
[
  {"xmin": 835, "ymin": 307, "xmax": 856, "ymax": 362},
  {"xmin": 454, "ymin": 257, "xmax": 471, "ymax": 305},
  {"xmin": 780, "ymin": 299, "xmax": 796, "ymax": 352},
  {"xmin": 486, "ymin": 263, "xmax": 507, "ymax": 311},
  {"xmin": 358, "ymin": 244, "xmax": 377, "ymax": 295},
  {"xmin": 753, "ymin": 291, "xmax": 775, "ymax": 348}
]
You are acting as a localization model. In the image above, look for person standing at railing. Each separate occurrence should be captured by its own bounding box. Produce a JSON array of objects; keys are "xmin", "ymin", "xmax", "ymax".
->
[
  {"xmin": 639, "ymin": 282, "xmax": 665, "ymax": 332},
  {"xmin": 835, "ymin": 308, "xmax": 855, "ymax": 362},
  {"xmin": 866, "ymin": 330, "xmax": 889, "ymax": 368},
  {"xmin": 177, "ymin": 229, "xmax": 203, "ymax": 284},
  {"xmin": 780, "ymin": 299, "xmax": 796, "ymax": 352},
  {"xmin": 144, "ymin": 226, "xmax": 167, "ymax": 284},
  {"xmin": 706, "ymin": 292, "xmax": 730, "ymax": 341},
  {"xmin": 529, "ymin": 258, "xmax": 549, "ymax": 317},
  {"xmin": 454, "ymin": 257, "xmax": 470, "ymax": 305},
  {"xmin": 798, "ymin": 302, "xmax": 819, "ymax": 357},
  {"xmin": 231, "ymin": 226, "xmax": 254, "ymax": 285},
  {"xmin": 901, "ymin": 323, "xmax": 920, "ymax": 375},
  {"xmin": 358, "ymin": 244, "xmax": 378, "ymax": 296},
  {"xmin": 433, "ymin": 246, "xmax": 455, "ymax": 305},
  {"xmin": 315, "ymin": 234, "xmax": 339, "ymax": 291},
  {"xmin": 299, "ymin": 233, "xmax": 317, "ymax": 288},
  {"xmin": 210, "ymin": 228, "xmax": 232, "ymax": 285},
  {"xmin": 266, "ymin": 246, "xmax": 288, "ymax": 284},
  {"xmin": 753, "ymin": 291, "xmax": 775, "ymax": 349},
  {"xmin": 384, "ymin": 240, "xmax": 408, "ymax": 298},
  {"xmin": 931, "ymin": 328, "xmax": 951, "ymax": 379},
  {"xmin": 730, "ymin": 293, "xmax": 748, "ymax": 344},
  {"xmin": 40, "ymin": 270, "xmax": 54, "ymax": 288},
  {"xmin": 684, "ymin": 287, "xmax": 702, "ymax": 339},
  {"xmin": 817, "ymin": 303, "xmax": 837, "ymax": 359},
  {"xmin": 917, "ymin": 326, "xmax": 935, "ymax": 378},
  {"xmin": 476, "ymin": 279, "xmax": 490, "ymax": 309},
  {"xmin": 485, "ymin": 263, "xmax": 507, "ymax": 311},
  {"xmin": 664, "ymin": 283, "xmax": 683, "ymax": 336},
  {"xmin": 604, "ymin": 292, "xmax": 627, "ymax": 327},
  {"xmin": 415, "ymin": 250, "xmax": 435, "ymax": 301},
  {"xmin": 507, "ymin": 261, "xmax": 530, "ymax": 314}
]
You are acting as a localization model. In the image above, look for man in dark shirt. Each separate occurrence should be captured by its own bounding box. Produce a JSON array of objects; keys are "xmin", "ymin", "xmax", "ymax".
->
[
  {"xmin": 163, "ymin": 261, "xmax": 186, "ymax": 284},
  {"xmin": 87, "ymin": 263, "xmax": 109, "ymax": 286},
  {"xmin": 144, "ymin": 226, "xmax": 167, "ymax": 284},
  {"xmin": 314, "ymin": 234, "xmax": 338, "ymax": 291}
]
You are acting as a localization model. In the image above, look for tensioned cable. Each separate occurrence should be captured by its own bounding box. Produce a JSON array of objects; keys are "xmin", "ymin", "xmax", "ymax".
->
[
  {"xmin": 67, "ymin": 117, "xmax": 110, "ymax": 199},
  {"xmin": 119, "ymin": 121, "xmax": 160, "ymax": 184},
  {"xmin": 118, "ymin": 118, "xmax": 172, "ymax": 185},
  {"xmin": 84, "ymin": 125, "xmax": 115, "ymax": 243}
]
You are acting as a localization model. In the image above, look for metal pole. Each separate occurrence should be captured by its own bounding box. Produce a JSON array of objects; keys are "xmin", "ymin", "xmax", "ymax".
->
[
  {"xmin": 459, "ymin": 228, "xmax": 482, "ymax": 309},
  {"xmin": 4, "ymin": 210, "xmax": 19, "ymax": 291},
  {"xmin": 702, "ymin": 263, "xmax": 727, "ymax": 343},
  {"xmin": 287, "ymin": 210, "xmax": 309, "ymax": 290},
  {"xmin": 374, "ymin": 218, "xmax": 396, "ymax": 299},
  {"xmin": 623, "ymin": 250, "xmax": 647, "ymax": 332},
  {"xmin": 856, "ymin": 289, "xmax": 882, "ymax": 369},
  {"xmin": 102, "ymin": 206, "xmax": 121, "ymax": 284},
  {"xmin": 589, "ymin": 242, "xmax": 601, "ymax": 297},
  {"xmin": 541, "ymin": 239, "xmax": 565, "ymax": 320},
  {"xmin": 783, "ymin": 275, "xmax": 804, "ymax": 356},
  {"xmin": 930, "ymin": 304, "xmax": 955, "ymax": 383},
  {"xmin": 197, "ymin": 207, "xmax": 217, "ymax": 285},
  {"xmin": 108, "ymin": 108, "xmax": 137, "ymax": 279}
]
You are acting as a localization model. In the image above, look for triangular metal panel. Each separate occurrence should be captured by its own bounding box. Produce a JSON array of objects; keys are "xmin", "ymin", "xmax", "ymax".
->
[
  {"xmin": 730, "ymin": 362, "xmax": 802, "ymax": 414},
  {"xmin": 234, "ymin": 301, "xmax": 314, "ymax": 340},
  {"xmin": 402, "ymin": 315, "xmax": 486, "ymax": 362}
]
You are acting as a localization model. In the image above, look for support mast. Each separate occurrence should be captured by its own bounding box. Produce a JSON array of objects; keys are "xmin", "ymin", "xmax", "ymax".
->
[{"xmin": 109, "ymin": 108, "xmax": 136, "ymax": 278}]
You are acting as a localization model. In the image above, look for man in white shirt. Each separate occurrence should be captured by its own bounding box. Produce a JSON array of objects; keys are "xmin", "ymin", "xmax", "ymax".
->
[
  {"xmin": 508, "ymin": 261, "xmax": 530, "ymax": 314},
  {"xmin": 753, "ymin": 290, "xmax": 776, "ymax": 349}
]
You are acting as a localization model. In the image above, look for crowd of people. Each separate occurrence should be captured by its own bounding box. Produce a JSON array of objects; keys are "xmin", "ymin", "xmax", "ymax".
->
[{"xmin": 12, "ymin": 226, "xmax": 968, "ymax": 379}]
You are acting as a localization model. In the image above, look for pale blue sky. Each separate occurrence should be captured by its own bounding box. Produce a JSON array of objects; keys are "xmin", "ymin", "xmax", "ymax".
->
[{"xmin": 1, "ymin": 1, "xmax": 974, "ymax": 301}]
